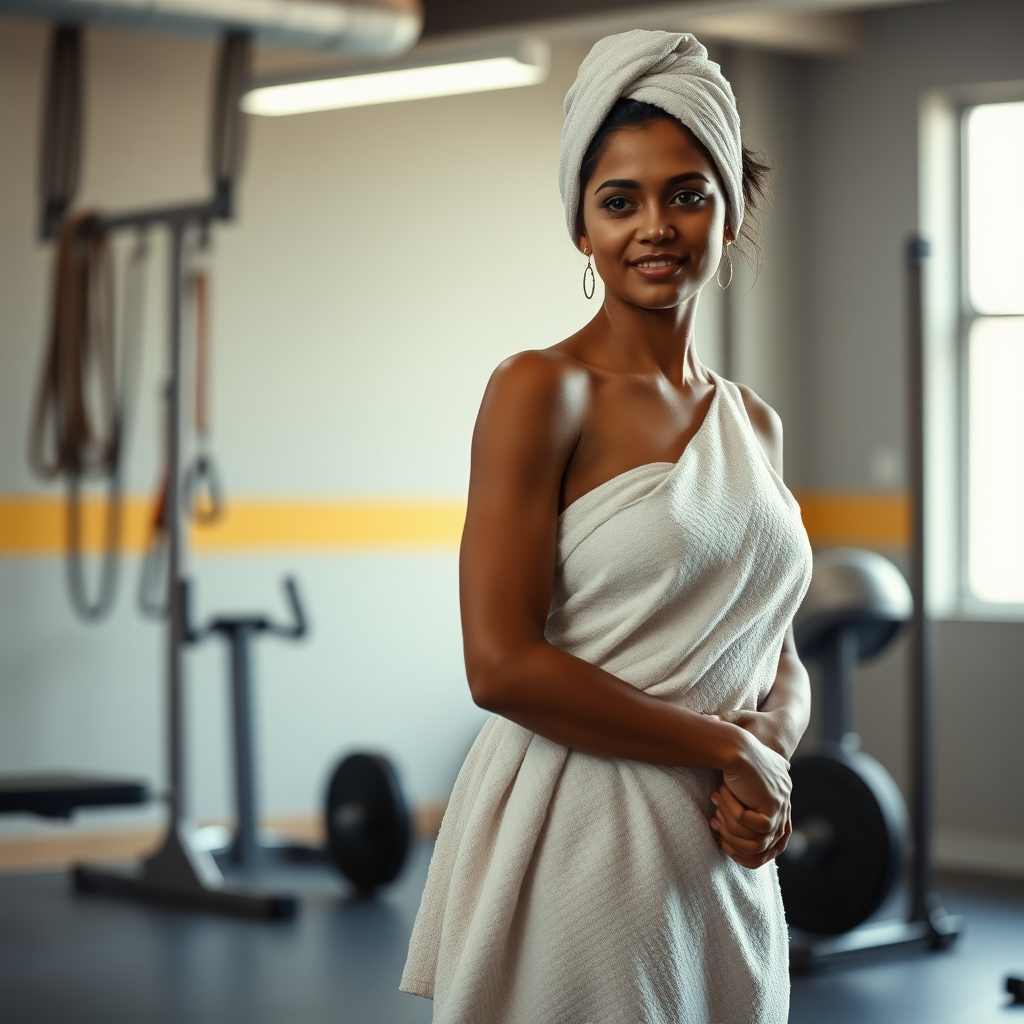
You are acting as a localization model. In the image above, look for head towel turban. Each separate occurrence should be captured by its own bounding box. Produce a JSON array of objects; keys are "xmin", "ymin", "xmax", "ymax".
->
[{"xmin": 559, "ymin": 30, "xmax": 744, "ymax": 242}]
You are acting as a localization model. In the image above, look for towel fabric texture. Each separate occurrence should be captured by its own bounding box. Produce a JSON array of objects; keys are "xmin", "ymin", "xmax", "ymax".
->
[
  {"xmin": 401, "ymin": 371, "xmax": 813, "ymax": 1024},
  {"xmin": 559, "ymin": 29, "xmax": 744, "ymax": 242}
]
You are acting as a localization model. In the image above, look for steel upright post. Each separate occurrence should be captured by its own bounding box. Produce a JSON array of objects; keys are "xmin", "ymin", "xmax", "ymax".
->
[
  {"xmin": 166, "ymin": 218, "xmax": 186, "ymax": 828},
  {"xmin": 905, "ymin": 235, "xmax": 959, "ymax": 946}
]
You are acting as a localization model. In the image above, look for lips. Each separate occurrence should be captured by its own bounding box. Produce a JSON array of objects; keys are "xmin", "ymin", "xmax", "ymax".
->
[
  {"xmin": 630, "ymin": 256, "xmax": 682, "ymax": 268},
  {"xmin": 629, "ymin": 253, "xmax": 685, "ymax": 280}
]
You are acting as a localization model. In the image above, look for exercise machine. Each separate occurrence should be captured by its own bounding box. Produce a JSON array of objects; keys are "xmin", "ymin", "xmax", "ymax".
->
[
  {"xmin": 780, "ymin": 548, "xmax": 909, "ymax": 954},
  {"xmin": 779, "ymin": 238, "xmax": 963, "ymax": 969},
  {"xmin": 23, "ymin": 25, "xmax": 410, "ymax": 914},
  {"xmin": 32, "ymin": 25, "xmax": 302, "ymax": 919},
  {"xmin": 782, "ymin": 546, "xmax": 961, "ymax": 968},
  {"xmin": 182, "ymin": 577, "xmax": 310, "ymax": 870},
  {"xmin": 0, "ymin": 775, "xmax": 147, "ymax": 819},
  {"xmin": 181, "ymin": 576, "xmax": 412, "ymax": 891}
]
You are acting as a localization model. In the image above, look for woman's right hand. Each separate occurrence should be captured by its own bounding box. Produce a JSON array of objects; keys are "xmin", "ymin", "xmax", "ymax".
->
[
  {"xmin": 719, "ymin": 729, "xmax": 792, "ymax": 833},
  {"xmin": 711, "ymin": 786, "xmax": 793, "ymax": 869}
]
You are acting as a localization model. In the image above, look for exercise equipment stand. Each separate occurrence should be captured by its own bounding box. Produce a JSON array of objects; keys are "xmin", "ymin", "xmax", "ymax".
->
[
  {"xmin": 41, "ymin": 27, "xmax": 294, "ymax": 919},
  {"xmin": 181, "ymin": 577, "xmax": 323, "ymax": 870}
]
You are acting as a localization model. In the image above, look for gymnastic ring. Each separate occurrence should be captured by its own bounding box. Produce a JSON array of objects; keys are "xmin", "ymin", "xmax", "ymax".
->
[{"xmin": 182, "ymin": 453, "xmax": 224, "ymax": 524}]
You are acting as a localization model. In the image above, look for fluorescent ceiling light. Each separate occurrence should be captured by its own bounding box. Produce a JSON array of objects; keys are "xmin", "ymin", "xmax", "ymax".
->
[{"xmin": 243, "ymin": 40, "xmax": 549, "ymax": 116}]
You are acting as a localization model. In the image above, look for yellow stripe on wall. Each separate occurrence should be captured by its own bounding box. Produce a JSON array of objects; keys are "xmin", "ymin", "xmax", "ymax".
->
[
  {"xmin": 0, "ymin": 496, "xmax": 155, "ymax": 555},
  {"xmin": 794, "ymin": 491, "xmax": 910, "ymax": 547},
  {"xmin": 0, "ymin": 496, "xmax": 466, "ymax": 555},
  {"xmin": 0, "ymin": 492, "xmax": 908, "ymax": 555},
  {"xmin": 189, "ymin": 500, "xmax": 466, "ymax": 552}
]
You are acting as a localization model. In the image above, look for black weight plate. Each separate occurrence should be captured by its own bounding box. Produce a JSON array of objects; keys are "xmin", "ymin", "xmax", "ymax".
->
[
  {"xmin": 778, "ymin": 746, "xmax": 907, "ymax": 935},
  {"xmin": 325, "ymin": 753, "xmax": 410, "ymax": 890}
]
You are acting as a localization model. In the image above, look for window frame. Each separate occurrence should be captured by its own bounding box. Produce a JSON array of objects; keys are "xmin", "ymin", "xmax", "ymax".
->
[{"xmin": 955, "ymin": 95, "xmax": 1024, "ymax": 619}]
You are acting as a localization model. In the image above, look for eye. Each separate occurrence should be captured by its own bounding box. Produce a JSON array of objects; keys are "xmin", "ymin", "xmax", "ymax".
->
[
  {"xmin": 601, "ymin": 195, "xmax": 635, "ymax": 213},
  {"xmin": 672, "ymin": 189, "xmax": 709, "ymax": 207}
]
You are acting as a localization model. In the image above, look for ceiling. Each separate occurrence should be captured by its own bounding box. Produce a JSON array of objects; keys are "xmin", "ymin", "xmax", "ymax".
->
[{"xmin": 419, "ymin": 0, "xmax": 951, "ymax": 56}]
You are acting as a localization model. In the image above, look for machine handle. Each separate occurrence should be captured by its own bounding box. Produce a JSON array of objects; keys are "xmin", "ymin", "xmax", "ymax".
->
[
  {"xmin": 178, "ymin": 576, "xmax": 308, "ymax": 641},
  {"xmin": 269, "ymin": 576, "xmax": 308, "ymax": 639}
]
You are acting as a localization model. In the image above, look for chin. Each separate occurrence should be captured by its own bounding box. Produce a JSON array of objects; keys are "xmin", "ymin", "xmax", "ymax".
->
[{"xmin": 617, "ymin": 284, "xmax": 692, "ymax": 310}]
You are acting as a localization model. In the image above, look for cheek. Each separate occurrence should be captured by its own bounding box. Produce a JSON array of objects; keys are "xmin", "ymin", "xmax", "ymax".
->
[{"xmin": 587, "ymin": 221, "xmax": 633, "ymax": 265}]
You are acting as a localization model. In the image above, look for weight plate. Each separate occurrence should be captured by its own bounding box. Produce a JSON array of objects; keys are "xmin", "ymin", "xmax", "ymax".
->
[
  {"xmin": 778, "ymin": 746, "xmax": 907, "ymax": 935},
  {"xmin": 325, "ymin": 753, "xmax": 411, "ymax": 890}
]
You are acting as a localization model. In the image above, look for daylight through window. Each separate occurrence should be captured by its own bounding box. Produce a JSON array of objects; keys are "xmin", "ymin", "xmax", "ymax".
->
[{"xmin": 964, "ymin": 101, "xmax": 1024, "ymax": 604}]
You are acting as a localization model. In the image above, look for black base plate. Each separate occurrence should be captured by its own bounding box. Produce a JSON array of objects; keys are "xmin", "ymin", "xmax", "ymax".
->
[
  {"xmin": 791, "ymin": 912, "xmax": 963, "ymax": 973},
  {"xmin": 74, "ymin": 865, "xmax": 297, "ymax": 921}
]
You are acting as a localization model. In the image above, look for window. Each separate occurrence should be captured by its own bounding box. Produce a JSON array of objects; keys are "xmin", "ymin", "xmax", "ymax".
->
[{"xmin": 961, "ymin": 101, "xmax": 1024, "ymax": 607}]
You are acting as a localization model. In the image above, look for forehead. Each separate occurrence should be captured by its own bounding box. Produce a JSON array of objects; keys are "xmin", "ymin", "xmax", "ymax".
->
[{"xmin": 592, "ymin": 118, "xmax": 720, "ymax": 184}]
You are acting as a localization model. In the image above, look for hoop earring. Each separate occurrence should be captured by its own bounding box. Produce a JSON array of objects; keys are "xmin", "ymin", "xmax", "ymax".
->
[
  {"xmin": 582, "ymin": 249, "xmax": 596, "ymax": 300},
  {"xmin": 717, "ymin": 244, "xmax": 733, "ymax": 290}
]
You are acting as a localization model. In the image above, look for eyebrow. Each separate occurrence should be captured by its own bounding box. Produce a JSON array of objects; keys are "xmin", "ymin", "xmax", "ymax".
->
[{"xmin": 593, "ymin": 172, "xmax": 711, "ymax": 194}]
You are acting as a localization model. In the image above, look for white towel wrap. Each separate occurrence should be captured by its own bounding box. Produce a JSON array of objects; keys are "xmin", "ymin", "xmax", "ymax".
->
[
  {"xmin": 559, "ymin": 29, "xmax": 744, "ymax": 242},
  {"xmin": 401, "ymin": 372, "xmax": 813, "ymax": 1023}
]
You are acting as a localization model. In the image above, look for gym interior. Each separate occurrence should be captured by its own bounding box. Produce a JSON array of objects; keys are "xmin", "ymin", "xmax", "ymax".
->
[{"xmin": 1, "ymin": 0, "xmax": 1022, "ymax": 1021}]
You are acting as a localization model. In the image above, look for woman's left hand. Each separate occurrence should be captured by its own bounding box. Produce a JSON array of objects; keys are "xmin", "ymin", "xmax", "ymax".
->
[{"xmin": 713, "ymin": 707, "xmax": 799, "ymax": 761}]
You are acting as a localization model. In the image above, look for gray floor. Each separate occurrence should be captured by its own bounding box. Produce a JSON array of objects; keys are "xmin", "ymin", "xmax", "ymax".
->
[{"xmin": 0, "ymin": 842, "xmax": 1021, "ymax": 1024}]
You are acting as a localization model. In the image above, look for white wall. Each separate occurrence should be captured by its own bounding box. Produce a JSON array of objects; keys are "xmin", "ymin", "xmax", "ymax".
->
[
  {"xmin": 0, "ymin": 20, "xmax": 595, "ymax": 835},
  {"xmin": 0, "ymin": 11, "xmax": 867, "ymax": 849},
  {"xmin": 2, "ymin": 17, "xmax": 815, "ymax": 840}
]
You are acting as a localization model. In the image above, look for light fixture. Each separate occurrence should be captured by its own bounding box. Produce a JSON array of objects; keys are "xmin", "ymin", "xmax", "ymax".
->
[{"xmin": 243, "ymin": 39, "xmax": 550, "ymax": 116}]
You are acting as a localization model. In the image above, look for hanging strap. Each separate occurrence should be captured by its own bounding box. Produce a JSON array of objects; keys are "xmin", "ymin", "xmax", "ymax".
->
[{"xmin": 29, "ymin": 215, "xmax": 148, "ymax": 621}]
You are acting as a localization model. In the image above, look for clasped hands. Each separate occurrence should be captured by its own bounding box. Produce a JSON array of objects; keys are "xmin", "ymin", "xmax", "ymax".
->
[{"xmin": 707, "ymin": 708, "xmax": 794, "ymax": 871}]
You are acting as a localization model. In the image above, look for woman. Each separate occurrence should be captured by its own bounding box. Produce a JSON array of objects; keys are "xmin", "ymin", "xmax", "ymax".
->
[{"xmin": 402, "ymin": 30, "xmax": 813, "ymax": 1024}]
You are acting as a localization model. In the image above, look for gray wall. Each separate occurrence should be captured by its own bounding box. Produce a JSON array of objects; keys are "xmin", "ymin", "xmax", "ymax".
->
[{"xmin": 800, "ymin": 0, "xmax": 1024, "ymax": 872}]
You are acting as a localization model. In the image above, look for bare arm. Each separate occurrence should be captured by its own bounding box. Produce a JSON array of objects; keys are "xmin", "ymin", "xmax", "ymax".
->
[
  {"xmin": 460, "ymin": 353, "xmax": 791, "ymax": 823},
  {"xmin": 710, "ymin": 634, "xmax": 809, "ymax": 868},
  {"xmin": 730, "ymin": 385, "xmax": 812, "ymax": 759},
  {"xmin": 747, "ymin": 629, "xmax": 812, "ymax": 758},
  {"xmin": 707, "ymin": 387, "xmax": 813, "ymax": 866}
]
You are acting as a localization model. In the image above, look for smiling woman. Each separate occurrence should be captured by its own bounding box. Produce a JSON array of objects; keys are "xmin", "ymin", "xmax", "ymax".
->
[
  {"xmin": 576, "ymin": 97, "xmax": 770, "ymax": 270},
  {"xmin": 400, "ymin": 30, "xmax": 812, "ymax": 1024}
]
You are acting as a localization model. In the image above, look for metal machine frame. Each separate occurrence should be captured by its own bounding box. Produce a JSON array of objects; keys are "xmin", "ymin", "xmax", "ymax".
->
[{"xmin": 39, "ymin": 25, "xmax": 296, "ymax": 919}]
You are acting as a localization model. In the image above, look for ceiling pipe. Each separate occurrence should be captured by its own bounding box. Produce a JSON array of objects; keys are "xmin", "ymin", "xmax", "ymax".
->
[{"xmin": 0, "ymin": 0, "xmax": 421, "ymax": 55}]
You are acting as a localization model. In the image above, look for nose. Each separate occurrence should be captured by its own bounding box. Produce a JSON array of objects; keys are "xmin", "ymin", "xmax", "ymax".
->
[{"xmin": 638, "ymin": 203, "xmax": 675, "ymax": 245}]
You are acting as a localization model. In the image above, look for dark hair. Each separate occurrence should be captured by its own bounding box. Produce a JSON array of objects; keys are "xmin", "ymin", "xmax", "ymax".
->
[{"xmin": 576, "ymin": 98, "xmax": 771, "ymax": 266}]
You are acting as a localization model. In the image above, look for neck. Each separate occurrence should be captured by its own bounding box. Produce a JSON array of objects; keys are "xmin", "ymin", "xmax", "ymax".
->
[{"xmin": 586, "ymin": 290, "xmax": 708, "ymax": 387}]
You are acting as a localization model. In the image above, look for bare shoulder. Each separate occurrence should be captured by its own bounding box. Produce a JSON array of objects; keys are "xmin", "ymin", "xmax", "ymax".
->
[
  {"xmin": 478, "ymin": 348, "xmax": 591, "ymax": 443},
  {"xmin": 487, "ymin": 347, "xmax": 590, "ymax": 399},
  {"xmin": 736, "ymin": 383, "xmax": 784, "ymax": 476}
]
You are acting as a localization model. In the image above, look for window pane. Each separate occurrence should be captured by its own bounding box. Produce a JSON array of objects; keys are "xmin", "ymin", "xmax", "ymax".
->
[
  {"xmin": 966, "ymin": 102, "xmax": 1024, "ymax": 315},
  {"xmin": 967, "ymin": 316, "xmax": 1024, "ymax": 603}
]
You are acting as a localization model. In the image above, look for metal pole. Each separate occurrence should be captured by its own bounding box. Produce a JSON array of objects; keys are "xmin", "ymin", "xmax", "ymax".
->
[
  {"xmin": 906, "ymin": 235, "xmax": 934, "ymax": 928},
  {"xmin": 820, "ymin": 629, "xmax": 857, "ymax": 746},
  {"xmin": 229, "ymin": 626, "xmax": 259, "ymax": 865},
  {"xmin": 166, "ymin": 218, "xmax": 187, "ymax": 826}
]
